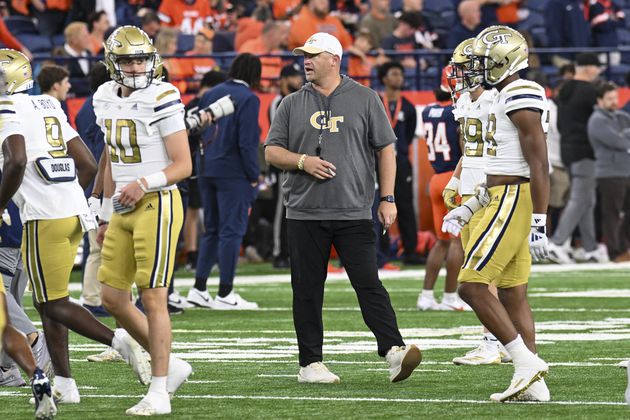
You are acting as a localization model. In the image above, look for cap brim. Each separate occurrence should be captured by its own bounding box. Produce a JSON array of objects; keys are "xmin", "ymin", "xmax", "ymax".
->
[{"xmin": 292, "ymin": 46, "xmax": 326, "ymax": 56}]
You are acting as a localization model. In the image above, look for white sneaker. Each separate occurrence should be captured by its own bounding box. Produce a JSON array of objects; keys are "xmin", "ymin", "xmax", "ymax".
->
[
  {"xmin": 298, "ymin": 362, "xmax": 340, "ymax": 384},
  {"xmin": 112, "ymin": 329, "xmax": 152, "ymax": 385},
  {"xmin": 0, "ymin": 365, "xmax": 26, "ymax": 386},
  {"xmin": 547, "ymin": 242, "xmax": 573, "ymax": 264},
  {"xmin": 619, "ymin": 360, "xmax": 629, "ymax": 368},
  {"xmin": 186, "ymin": 288, "xmax": 214, "ymax": 309},
  {"xmin": 168, "ymin": 291, "xmax": 194, "ymax": 309},
  {"xmin": 490, "ymin": 356, "xmax": 548, "ymax": 402},
  {"xmin": 386, "ymin": 345, "xmax": 422, "ymax": 383},
  {"xmin": 167, "ymin": 357, "xmax": 193, "ymax": 399},
  {"xmin": 518, "ymin": 378, "xmax": 550, "ymax": 402},
  {"xmin": 416, "ymin": 295, "xmax": 439, "ymax": 311},
  {"xmin": 32, "ymin": 332, "xmax": 54, "ymax": 380},
  {"xmin": 452, "ymin": 340, "xmax": 501, "ymax": 365},
  {"xmin": 125, "ymin": 395, "xmax": 171, "ymax": 416},
  {"xmin": 86, "ymin": 347, "xmax": 124, "ymax": 363},
  {"xmin": 214, "ymin": 291, "xmax": 258, "ymax": 310},
  {"xmin": 29, "ymin": 381, "xmax": 80, "ymax": 405},
  {"xmin": 437, "ymin": 297, "xmax": 472, "ymax": 311},
  {"xmin": 582, "ymin": 245, "xmax": 610, "ymax": 263}
]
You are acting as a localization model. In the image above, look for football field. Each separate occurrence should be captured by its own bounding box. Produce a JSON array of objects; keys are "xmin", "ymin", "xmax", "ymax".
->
[{"xmin": 2, "ymin": 263, "xmax": 630, "ymax": 419}]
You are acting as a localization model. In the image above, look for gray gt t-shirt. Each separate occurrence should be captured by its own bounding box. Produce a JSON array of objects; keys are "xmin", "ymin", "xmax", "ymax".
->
[{"xmin": 265, "ymin": 76, "xmax": 397, "ymax": 220}]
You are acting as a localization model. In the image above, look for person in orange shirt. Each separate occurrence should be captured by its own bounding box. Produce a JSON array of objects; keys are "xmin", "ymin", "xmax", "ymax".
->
[
  {"xmin": 239, "ymin": 21, "xmax": 289, "ymax": 91},
  {"xmin": 87, "ymin": 11, "xmax": 111, "ymax": 56},
  {"xmin": 347, "ymin": 30, "xmax": 388, "ymax": 87},
  {"xmin": 273, "ymin": 0, "xmax": 302, "ymax": 19},
  {"xmin": 182, "ymin": 27, "xmax": 218, "ymax": 90},
  {"xmin": 287, "ymin": 0, "xmax": 353, "ymax": 51},
  {"xmin": 155, "ymin": 27, "xmax": 189, "ymax": 93},
  {"xmin": 158, "ymin": 0, "xmax": 215, "ymax": 35}
]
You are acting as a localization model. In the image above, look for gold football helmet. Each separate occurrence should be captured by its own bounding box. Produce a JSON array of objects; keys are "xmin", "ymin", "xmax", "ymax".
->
[
  {"xmin": 472, "ymin": 25, "xmax": 528, "ymax": 86},
  {"xmin": 153, "ymin": 54, "xmax": 164, "ymax": 81},
  {"xmin": 448, "ymin": 38, "xmax": 481, "ymax": 93},
  {"xmin": 0, "ymin": 49, "xmax": 33, "ymax": 95},
  {"xmin": 103, "ymin": 26, "xmax": 157, "ymax": 89}
]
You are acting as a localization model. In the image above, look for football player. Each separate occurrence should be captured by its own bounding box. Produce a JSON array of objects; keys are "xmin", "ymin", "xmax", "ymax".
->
[
  {"xmin": 94, "ymin": 26, "xmax": 193, "ymax": 416},
  {"xmin": 416, "ymin": 66, "xmax": 466, "ymax": 312},
  {"xmin": 0, "ymin": 49, "xmax": 150, "ymax": 405},
  {"xmin": 444, "ymin": 39, "xmax": 509, "ymax": 366},
  {"xmin": 442, "ymin": 26, "xmax": 551, "ymax": 402}
]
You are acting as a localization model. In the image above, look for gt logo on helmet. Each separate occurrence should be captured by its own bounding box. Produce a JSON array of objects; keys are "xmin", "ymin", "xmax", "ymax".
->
[{"xmin": 481, "ymin": 31, "xmax": 512, "ymax": 47}]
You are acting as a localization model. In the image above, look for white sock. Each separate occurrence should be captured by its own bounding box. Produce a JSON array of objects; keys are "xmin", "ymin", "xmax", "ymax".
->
[
  {"xmin": 421, "ymin": 289, "xmax": 434, "ymax": 299},
  {"xmin": 148, "ymin": 376, "xmax": 167, "ymax": 394},
  {"xmin": 54, "ymin": 376, "xmax": 76, "ymax": 391},
  {"xmin": 504, "ymin": 335, "xmax": 537, "ymax": 367},
  {"xmin": 442, "ymin": 292, "xmax": 457, "ymax": 303}
]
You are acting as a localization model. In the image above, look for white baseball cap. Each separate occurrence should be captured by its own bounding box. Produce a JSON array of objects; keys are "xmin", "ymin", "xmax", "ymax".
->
[{"xmin": 292, "ymin": 32, "xmax": 343, "ymax": 60}]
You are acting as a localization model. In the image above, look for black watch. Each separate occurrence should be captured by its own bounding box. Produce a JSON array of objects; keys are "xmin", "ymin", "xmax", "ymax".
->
[{"xmin": 380, "ymin": 195, "xmax": 395, "ymax": 203}]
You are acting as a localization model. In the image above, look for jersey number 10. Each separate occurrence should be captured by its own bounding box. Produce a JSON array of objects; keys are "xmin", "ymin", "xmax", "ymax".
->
[{"xmin": 104, "ymin": 119, "xmax": 141, "ymax": 164}]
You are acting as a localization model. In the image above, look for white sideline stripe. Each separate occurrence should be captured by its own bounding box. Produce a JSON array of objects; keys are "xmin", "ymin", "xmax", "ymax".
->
[
  {"xmin": 65, "ymin": 262, "xmax": 630, "ymax": 291},
  {"xmin": 15, "ymin": 393, "xmax": 624, "ymax": 406},
  {"xmin": 257, "ymin": 374, "xmax": 296, "ymax": 378}
]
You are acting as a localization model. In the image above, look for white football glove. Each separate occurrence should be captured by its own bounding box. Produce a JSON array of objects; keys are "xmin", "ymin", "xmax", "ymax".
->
[
  {"xmin": 529, "ymin": 213, "xmax": 549, "ymax": 262},
  {"xmin": 1, "ymin": 208, "xmax": 11, "ymax": 226},
  {"xmin": 474, "ymin": 182, "xmax": 491, "ymax": 207},
  {"xmin": 88, "ymin": 196, "xmax": 101, "ymax": 219},
  {"xmin": 442, "ymin": 205, "xmax": 474, "ymax": 236}
]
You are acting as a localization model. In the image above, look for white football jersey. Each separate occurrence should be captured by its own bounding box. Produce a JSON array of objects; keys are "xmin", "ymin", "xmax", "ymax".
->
[
  {"xmin": 93, "ymin": 80, "xmax": 186, "ymax": 191},
  {"xmin": 453, "ymin": 88, "xmax": 497, "ymax": 195},
  {"xmin": 0, "ymin": 93, "xmax": 90, "ymax": 222},
  {"xmin": 486, "ymin": 79, "xmax": 549, "ymax": 178}
]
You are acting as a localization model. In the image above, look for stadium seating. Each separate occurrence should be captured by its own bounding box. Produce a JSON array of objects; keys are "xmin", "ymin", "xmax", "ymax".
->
[
  {"xmin": 177, "ymin": 34, "xmax": 195, "ymax": 53},
  {"xmin": 15, "ymin": 33, "xmax": 52, "ymax": 53},
  {"xmin": 4, "ymin": 16, "xmax": 37, "ymax": 35}
]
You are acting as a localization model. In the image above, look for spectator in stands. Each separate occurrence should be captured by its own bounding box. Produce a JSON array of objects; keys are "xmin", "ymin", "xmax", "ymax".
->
[
  {"xmin": 158, "ymin": 0, "xmax": 214, "ymax": 34},
  {"xmin": 155, "ymin": 27, "xmax": 189, "ymax": 92},
  {"xmin": 273, "ymin": 0, "xmax": 301, "ymax": 19},
  {"xmin": 381, "ymin": 12, "xmax": 430, "ymax": 69},
  {"xmin": 188, "ymin": 53, "xmax": 262, "ymax": 310},
  {"xmin": 55, "ymin": 21, "xmax": 93, "ymax": 97},
  {"xmin": 240, "ymin": 21, "xmax": 289, "ymax": 91},
  {"xmin": 546, "ymin": 0, "xmax": 591, "ymax": 66},
  {"xmin": 548, "ymin": 52, "xmax": 605, "ymax": 264},
  {"xmin": 559, "ymin": 63, "xmax": 576, "ymax": 79},
  {"xmin": 31, "ymin": 0, "xmax": 71, "ymax": 37},
  {"xmin": 0, "ymin": 17, "xmax": 31, "ymax": 59},
  {"xmin": 67, "ymin": 0, "xmax": 116, "ymax": 27},
  {"xmin": 588, "ymin": 0, "xmax": 625, "ymax": 66},
  {"xmin": 287, "ymin": 0, "xmax": 353, "ymax": 50},
  {"xmin": 75, "ymin": 63, "xmax": 111, "ymax": 317},
  {"xmin": 587, "ymin": 82, "xmax": 630, "ymax": 262},
  {"xmin": 359, "ymin": 0, "xmax": 397, "ymax": 49},
  {"xmin": 182, "ymin": 27, "xmax": 218, "ymax": 88},
  {"xmin": 234, "ymin": 5, "xmax": 269, "ymax": 51},
  {"xmin": 377, "ymin": 61, "xmax": 425, "ymax": 266},
  {"xmin": 267, "ymin": 63, "xmax": 304, "ymax": 269},
  {"xmin": 452, "ymin": 0, "xmax": 500, "ymax": 27},
  {"xmin": 348, "ymin": 30, "xmax": 388, "ymax": 87},
  {"xmin": 140, "ymin": 9, "xmax": 162, "ymax": 39},
  {"xmin": 447, "ymin": 0, "xmax": 483, "ymax": 49},
  {"xmin": 87, "ymin": 11, "xmax": 111, "ymax": 56}
]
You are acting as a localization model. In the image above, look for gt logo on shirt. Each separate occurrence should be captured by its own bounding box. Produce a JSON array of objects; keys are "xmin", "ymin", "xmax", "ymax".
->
[{"xmin": 310, "ymin": 111, "xmax": 344, "ymax": 133}]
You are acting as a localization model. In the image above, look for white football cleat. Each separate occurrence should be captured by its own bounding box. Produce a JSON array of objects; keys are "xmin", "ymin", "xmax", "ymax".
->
[
  {"xmin": 490, "ymin": 356, "xmax": 549, "ymax": 402},
  {"xmin": 52, "ymin": 384, "xmax": 80, "ymax": 404},
  {"xmin": 31, "ymin": 368, "xmax": 57, "ymax": 420},
  {"xmin": 582, "ymin": 245, "xmax": 610, "ymax": 263},
  {"xmin": 386, "ymin": 345, "xmax": 422, "ymax": 383},
  {"xmin": 547, "ymin": 242, "xmax": 573, "ymax": 264},
  {"xmin": 167, "ymin": 357, "xmax": 193, "ymax": 399},
  {"xmin": 297, "ymin": 362, "xmax": 340, "ymax": 384},
  {"xmin": 452, "ymin": 340, "xmax": 501, "ymax": 365},
  {"xmin": 125, "ymin": 396, "xmax": 171, "ymax": 416},
  {"xmin": 416, "ymin": 295, "xmax": 439, "ymax": 311},
  {"xmin": 112, "ymin": 329, "xmax": 152, "ymax": 385},
  {"xmin": 168, "ymin": 291, "xmax": 194, "ymax": 309},
  {"xmin": 86, "ymin": 347, "xmax": 124, "ymax": 363},
  {"xmin": 186, "ymin": 288, "xmax": 214, "ymax": 308},
  {"xmin": 618, "ymin": 360, "xmax": 629, "ymax": 368},
  {"xmin": 518, "ymin": 378, "xmax": 550, "ymax": 402},
  {"xmin": 213, "ymin": 291, "xmax": 258, "ymax": 310}
]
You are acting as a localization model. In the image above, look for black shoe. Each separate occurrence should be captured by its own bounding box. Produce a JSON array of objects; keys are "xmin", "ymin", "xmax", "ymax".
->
[
  {"xmin": 168, "ymin": 303, "xmax": 184, "ymax": 315},
  {"xmin": 403, "ymin": 253, "xmax": 426, "ymax": 266},
  {"xmin": 83, "ymin": 304, "xmax": 111, "ymax": 317},
  {"xmin": 272, "ymin": 257, "xmax": 290, "ymax": 269}
]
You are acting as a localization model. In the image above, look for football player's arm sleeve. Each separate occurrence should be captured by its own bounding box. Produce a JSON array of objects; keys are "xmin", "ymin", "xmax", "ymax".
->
[
  {"xmin": 0, "ymin": 134, "xmax": 26, "ymax": 210},
  {"xmin": 238, "ymin": 95, "xmax": 261, "ymax": 182},
  {"xmin": 510, "ymin": 108, "xmax": 550, "ymax": 214},
  {"xmin": 162, "ymin": 129, "xmax": 193, "ymax": 186},
  {"xmin": 67, "ymin": 136, "xmax": 97, "ymax": 189}
]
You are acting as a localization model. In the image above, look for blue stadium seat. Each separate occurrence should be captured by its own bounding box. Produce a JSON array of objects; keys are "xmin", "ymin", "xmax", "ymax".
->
[
  {"xmin": 519, "ymin": 11, "xmax": 545, "ymax": 32},
  {"xmin": 51, "ymin": 34, "xmax": 65, "ymax": 48},
  {"xmin": 15, "ymin": 33, "xmax": 52, "ymax": 53},
  {"xmin": 213, "ymin": 31, "xmax": 235, "ymax": 52},
  {"xmin": 177, "ymin": 34, "xmax": 195, "ymax": 53},
  {"xmin": 424, "ymin": 0, "xmax": 454, "ymax": 13},
  {"xmin": 526, "ymin": 0, "xmax": 550, "ymax": 14},
  {"xmin": 607, "ymin": 64, "xmax": 630, "ymax": 85},
  {"xmin": 618, "ymin": 28, "xmax": 630, "ymax": 46},
  {"xmin": 4, "ymin": 16, "xmax": 38, "ymax": 35}
]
